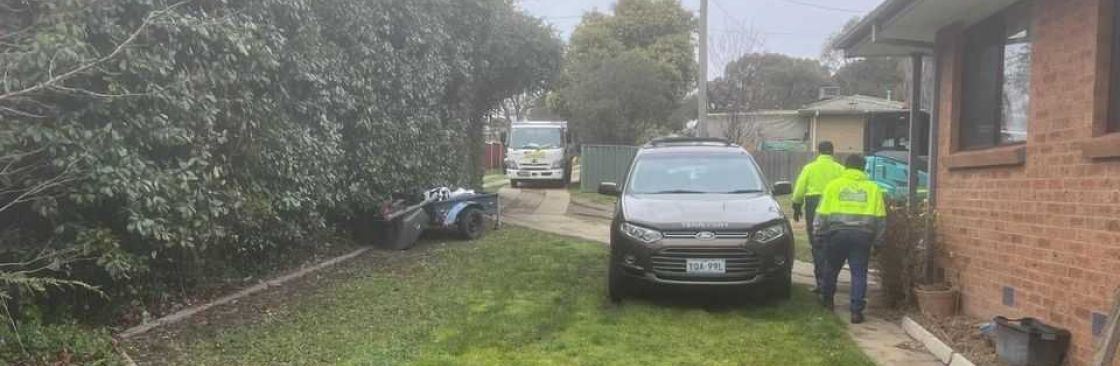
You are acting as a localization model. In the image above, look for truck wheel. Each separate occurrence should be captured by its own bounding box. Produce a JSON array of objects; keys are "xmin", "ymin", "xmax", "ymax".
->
[
  {"xmin": 511, "ymin": 179, "xmax": 520, "ymax": 188},
  {"xmin": 608, "ymin": 255, "xmax": 627, "ymax": 304},
  {"xmin": 562, "ymin": 163, "xmax": 573, "ymax": 187},
  {"xmin": 457, "ymin": 207, "xmax": 486, "ymax": 240}
]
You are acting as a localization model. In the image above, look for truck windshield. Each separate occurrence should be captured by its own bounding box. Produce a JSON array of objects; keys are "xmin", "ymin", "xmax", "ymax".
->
[
  {"xmin": 627, "ymin": 154, "xmax": 766, "ymax": 195},
  {"xmin": 510, "ymin": 128, "xmax": 563, "ymax": 150}
]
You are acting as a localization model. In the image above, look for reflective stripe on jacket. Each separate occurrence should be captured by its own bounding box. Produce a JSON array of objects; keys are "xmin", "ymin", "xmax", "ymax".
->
[
  {"xmin": 792, "ymin": 155, "xmax": 845, "ymax": 205},
  {"xmin": 813, "ymin": 169, "xmax": 887, "ymax": 238}
]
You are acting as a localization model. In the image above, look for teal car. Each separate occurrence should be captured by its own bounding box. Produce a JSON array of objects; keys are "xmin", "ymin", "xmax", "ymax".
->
[{"xmin": 865, "ymin": 150, "xmax": 929, "ymax": 202}]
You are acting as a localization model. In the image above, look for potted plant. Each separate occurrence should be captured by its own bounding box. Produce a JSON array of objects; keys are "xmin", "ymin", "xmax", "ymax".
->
[{"xmin": 915, "ymin": 283, "xmax": 958, "ymax": 318}]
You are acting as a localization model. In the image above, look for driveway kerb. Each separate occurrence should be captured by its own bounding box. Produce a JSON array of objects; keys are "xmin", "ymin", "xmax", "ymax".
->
[{"xmin": 902, "ymin": 316, "xmax": 981, "ymax": 366}]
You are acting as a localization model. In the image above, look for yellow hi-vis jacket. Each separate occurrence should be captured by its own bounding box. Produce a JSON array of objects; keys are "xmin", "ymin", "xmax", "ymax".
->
[
  {"xmin": 792, "ymin": 155, "xmax": 845, "ymax": 205},
  {"xmin": 813, "ymin": 169, "xmax": 888, "ymax": 240}
]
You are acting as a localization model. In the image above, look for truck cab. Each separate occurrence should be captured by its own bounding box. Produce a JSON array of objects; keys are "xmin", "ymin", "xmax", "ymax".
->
[{"xmin": 504, "ymin": 121, "xmax": 573, "ymax": 187}]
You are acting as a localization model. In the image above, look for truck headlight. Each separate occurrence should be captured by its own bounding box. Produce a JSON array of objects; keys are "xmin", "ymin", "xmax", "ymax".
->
[
  {"xmin": 621, "ymin": 222, "xmax": 663, "ymax": 243},
  {"xmin": 752, "ymin": 224, "xmax": 786, "ymax": 244},
  {"xmin": 551, "ymin": 159, "xmax": 564, "ymax": 169}
]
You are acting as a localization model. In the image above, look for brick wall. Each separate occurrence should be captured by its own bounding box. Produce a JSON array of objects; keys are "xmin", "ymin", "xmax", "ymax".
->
[{"xmin": 934, "ymin": 0, "xmax": 1120, "ymax": 364}]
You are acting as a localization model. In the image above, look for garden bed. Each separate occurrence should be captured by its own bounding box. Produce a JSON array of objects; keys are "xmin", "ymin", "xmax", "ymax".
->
[{"xmin": 911, "ymin": 313, "xmax": 1005, "ymax": 366}]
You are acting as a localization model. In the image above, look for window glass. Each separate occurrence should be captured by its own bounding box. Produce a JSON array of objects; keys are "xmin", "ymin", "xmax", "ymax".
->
[
  {"xmin": 509, "ymin": 128, "xmax": 563, "ymax": 149},
  {"xmin": 959, "ymin": 2, "xmax": 1032, "ymax": 149},
  {"xmin": 627, "ymin": 154, "xmax": 765, "ymax": 195},
  {"xmin": 1001, "ymin": 8, "xmax": 1032, "ymax": 143},
  {"xmin": 1111, "ymin": 0, "xmax": 1120, "ymax": 132}
]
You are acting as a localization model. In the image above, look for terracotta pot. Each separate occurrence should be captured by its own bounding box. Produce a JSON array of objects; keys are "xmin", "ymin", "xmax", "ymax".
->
[{"xmin": 915, "ymin": 285, "xmax": 958, "ymax": 318}]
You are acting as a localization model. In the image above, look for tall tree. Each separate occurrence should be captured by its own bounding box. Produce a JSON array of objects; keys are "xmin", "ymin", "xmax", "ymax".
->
[
  {"xmin": 709, "ymin": 53, "xmax": 830, "ymax": 112},
  {"xmin": 821, "ymin": 17, "xmax": 906, "ymax": 100},
  {"xmin": 833, "ymin": 58, "xmax": 905, "ymax": 99},
  {"xmin": 550, "ymin": 0, "xmax": 696, "ymax": 145},
  {"xmin": 462, "ymin": 4, "xmax": 564, "ymax": 187}
]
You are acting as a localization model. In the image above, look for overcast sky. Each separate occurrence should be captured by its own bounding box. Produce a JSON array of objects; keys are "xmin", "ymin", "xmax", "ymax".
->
[{"xmin": 518, "ymin": 0, "xmax": 883, "ymax": 64}]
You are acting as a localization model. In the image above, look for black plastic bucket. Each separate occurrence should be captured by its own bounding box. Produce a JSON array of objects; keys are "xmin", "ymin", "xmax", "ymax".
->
[{"xmin": 993, "ymin": 317, "xmax": 1071, "ymax": 366}]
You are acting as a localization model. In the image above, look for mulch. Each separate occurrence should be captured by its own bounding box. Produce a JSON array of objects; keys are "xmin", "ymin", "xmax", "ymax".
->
[{"xmin": 911, "ymin": 313, "xmax": 1007, "ymax": 366}]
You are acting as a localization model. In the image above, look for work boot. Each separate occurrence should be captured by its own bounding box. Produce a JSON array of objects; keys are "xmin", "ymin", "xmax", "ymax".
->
[
  {"xmin": 819, "ymin": 297, "xmax": 834, "ymax": 310},
  {"xmin": 851, "ymin": 312, "xmax": 865, "ymax": 324}
]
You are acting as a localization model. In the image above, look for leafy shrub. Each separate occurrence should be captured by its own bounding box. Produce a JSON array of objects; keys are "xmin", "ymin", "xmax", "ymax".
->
[
  {"xmin": 875, "ymin": 205, "xmax": 936, "ymax": 308},
  {"xmin": 0, "ymin": 0, "xmax": 561, "ymax": 326},
  {"xmin": 0, "ymin": 319, "xmax": 123, "ymax": 366}
]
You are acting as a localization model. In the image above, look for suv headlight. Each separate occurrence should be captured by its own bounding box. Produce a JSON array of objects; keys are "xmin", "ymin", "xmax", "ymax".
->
[
  {"xmin": 621, "ymin": 222, "xmax": 663, "ymax": 243},
  {"xmin": 752, "ymin": 224, "xmax": 786, "ymax": 244}
]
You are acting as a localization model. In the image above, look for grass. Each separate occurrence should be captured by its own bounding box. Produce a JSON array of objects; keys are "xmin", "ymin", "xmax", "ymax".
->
[
  {"xmin": 144, "ymin": 227, "xmax": 874, "ymax": 366},
  {"xmin": 776, "ymin": 196, "xmax": 813, "ymax": 264},
  {"xmin": 483, "ymin": 172, "xmax": 508, "ymax": 189}
]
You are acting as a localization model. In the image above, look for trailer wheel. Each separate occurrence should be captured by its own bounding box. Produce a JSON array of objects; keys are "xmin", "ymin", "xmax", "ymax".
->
[{"xmin": 457, "ymin": 207, "xmax": 486, "ymax": 240}]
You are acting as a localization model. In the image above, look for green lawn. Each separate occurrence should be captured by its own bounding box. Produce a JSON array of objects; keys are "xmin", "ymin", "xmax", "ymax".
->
[
  {"xmin": 483, "ymin": 172, "xmax": 508, "ymax": 189},
  {"xmin": 143, "ymin": 227, "xmax": 872, "ymax": 366},
  {"xmin": 776, "ymin": 196, "xmax": 813, "ymax": 264}
]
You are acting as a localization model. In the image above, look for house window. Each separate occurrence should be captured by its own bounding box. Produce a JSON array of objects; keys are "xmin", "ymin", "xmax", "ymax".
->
[
  {"xmin": 959, "ymin": 2, "xmax": 1033, "ymax": 149},
  {"xmin": 1111, "ymin": 0, "xmax": 1120, "ymax": 133}
]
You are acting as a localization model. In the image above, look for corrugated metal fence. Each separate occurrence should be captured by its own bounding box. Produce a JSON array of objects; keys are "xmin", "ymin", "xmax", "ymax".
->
[
  {"xmin": 580, "ymin": 144, "xmax": 639, "ymax": 193},
  {"xmin": 579, "ymin": 146, "xmax": 846, "ymax": 191}
]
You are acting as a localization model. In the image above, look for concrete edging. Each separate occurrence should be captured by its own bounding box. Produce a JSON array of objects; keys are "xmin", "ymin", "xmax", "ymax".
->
[{"xmin": 902, "ymin": 316, "xmax": 979, "ymax": 366}]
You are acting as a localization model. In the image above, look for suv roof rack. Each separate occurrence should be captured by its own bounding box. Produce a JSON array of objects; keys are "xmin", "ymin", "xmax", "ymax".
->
[{"xmin": 647, "ymin": 137, "xmax": 735, "ymax": 147}]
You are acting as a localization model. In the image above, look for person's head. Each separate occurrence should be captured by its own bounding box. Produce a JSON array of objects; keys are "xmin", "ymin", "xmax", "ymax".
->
[
  {"xmin": 845, "ymin": 154, "xmax": 866, "ymax": 170},
  {"xmin": 818, "ymin": 141, "xmax": 834, "ymax": 155}
]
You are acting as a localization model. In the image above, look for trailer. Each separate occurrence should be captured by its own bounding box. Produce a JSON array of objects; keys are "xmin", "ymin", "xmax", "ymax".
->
[{"xmin": 374, "ymin": 189, "xmax": 500, "ymax": 250}]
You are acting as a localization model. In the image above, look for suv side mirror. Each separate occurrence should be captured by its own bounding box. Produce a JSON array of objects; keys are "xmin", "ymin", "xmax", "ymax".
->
[
  {"xmin": 599, "ymin": 182, "xmax": 621, "ymax": 196},
  {"xmin": 772, "ymin": 181, "xmax": 792, "ymax": 196}
]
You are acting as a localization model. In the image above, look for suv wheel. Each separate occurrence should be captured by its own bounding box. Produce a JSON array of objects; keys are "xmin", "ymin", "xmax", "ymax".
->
[
  {"xmin": 608, "ymin": 254, "xmax": 626, "ymax": 304},
  {"xmin": 764, "ymin": 272, "xmax": 793, "ymax": 301},
  {"xmin": 510, "ymin": 179, "xmax": 521, "ymax": 188}
]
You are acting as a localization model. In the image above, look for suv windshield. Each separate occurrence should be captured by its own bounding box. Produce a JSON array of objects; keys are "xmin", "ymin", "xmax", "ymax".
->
[
  {"xmin": 510, "ymin": 128, "xmax": 563, "ymax": 149},
  {"xmin": 627, "ymin": 153, "xmax": 766, "ymax": 194}
]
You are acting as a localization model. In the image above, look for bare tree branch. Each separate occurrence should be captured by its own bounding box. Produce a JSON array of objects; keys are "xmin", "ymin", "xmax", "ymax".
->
[{"xmin": 0, "ymin": 0, "xmax": 192, "ymax": 102}]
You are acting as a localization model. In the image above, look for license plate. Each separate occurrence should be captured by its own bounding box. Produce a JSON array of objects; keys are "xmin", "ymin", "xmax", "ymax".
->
[
  {"xmin": 525, "ymin": 151, "xmax": 546, "ymax": 159},
  {"xmin": 686, "ymin": 259, "xmax": 726, "ymax": 274}
]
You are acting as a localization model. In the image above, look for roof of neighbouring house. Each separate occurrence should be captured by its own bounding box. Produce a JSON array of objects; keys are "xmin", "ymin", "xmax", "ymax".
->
[{"xmin": 798, "ymin": 95, "xmax": 905, "ymax": 115}]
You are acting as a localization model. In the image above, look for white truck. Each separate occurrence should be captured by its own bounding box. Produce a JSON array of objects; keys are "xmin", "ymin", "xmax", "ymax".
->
[{"xmin": 504, "ymin": 121, "xmax": 574, "ymax": 188}]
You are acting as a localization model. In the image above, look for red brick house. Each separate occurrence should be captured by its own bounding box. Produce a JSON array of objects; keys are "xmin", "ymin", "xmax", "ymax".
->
[{"xmin": 836, "ymin": 0, "xmax": 1120, "ymax": 364}]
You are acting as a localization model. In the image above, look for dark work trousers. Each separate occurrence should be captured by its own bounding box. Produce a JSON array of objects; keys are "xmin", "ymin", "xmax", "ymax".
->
[
  {"xmin": 803, "ymin": 195, "xmax": 824, "ymax": 287},
  {"xmin": 820, "ymin": 229, "xmax": 873, "ymax": 314}
]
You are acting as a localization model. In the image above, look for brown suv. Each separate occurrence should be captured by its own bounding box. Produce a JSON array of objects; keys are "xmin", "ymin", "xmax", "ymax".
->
[{"xmin": 598, "ymin": 138, "xmax": 794, "ymax": 303}]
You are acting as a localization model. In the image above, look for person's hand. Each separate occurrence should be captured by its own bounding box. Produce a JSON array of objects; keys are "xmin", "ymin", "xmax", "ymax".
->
[{"xmin": 792, "ymin": 203, "xmax": 803, "ymax": 222}]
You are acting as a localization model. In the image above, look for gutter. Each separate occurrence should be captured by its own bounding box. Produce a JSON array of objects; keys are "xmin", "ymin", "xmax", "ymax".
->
[{"xmin": 832, "ymin": 0, "xmax": 926, "ymax": 52}]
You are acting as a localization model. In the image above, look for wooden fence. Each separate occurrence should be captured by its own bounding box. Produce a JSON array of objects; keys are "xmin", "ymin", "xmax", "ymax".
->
[
  {"xmin": 752, "ymin": 150, "xmax": 853, "ymax": 185},
  {"xmin": 577, "ymin": 145, "xmax": 841, "ymax": 191}
]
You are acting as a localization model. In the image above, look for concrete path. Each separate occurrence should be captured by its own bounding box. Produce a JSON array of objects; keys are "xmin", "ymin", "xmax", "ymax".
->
[{"xmin": 498, "ymin": 186, "xmax": 942, "ymax": 366}]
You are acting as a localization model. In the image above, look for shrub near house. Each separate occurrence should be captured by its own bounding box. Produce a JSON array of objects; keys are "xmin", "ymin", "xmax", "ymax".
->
[{"xmin": 0, "ymin": 0, "xmax": 560, "ymax": 362}]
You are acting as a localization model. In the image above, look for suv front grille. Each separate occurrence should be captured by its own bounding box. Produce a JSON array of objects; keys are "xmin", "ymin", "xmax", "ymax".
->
[
  {"xmin": 663, "ymin": 231, "xmax": 749, "ymax": 239},
  {"xmin": 650, "ymin": 247, "xmax": 761, "ymax": 279}
]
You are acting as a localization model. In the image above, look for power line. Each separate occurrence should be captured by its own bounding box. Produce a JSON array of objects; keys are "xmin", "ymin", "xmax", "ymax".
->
[
  {"xmin": 777, "ymin": 0, "xmax": 867, "ymax": 14},
  {"xmin": 709, "ymin": 0, "xmax": 754, "ymax": 35}
]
